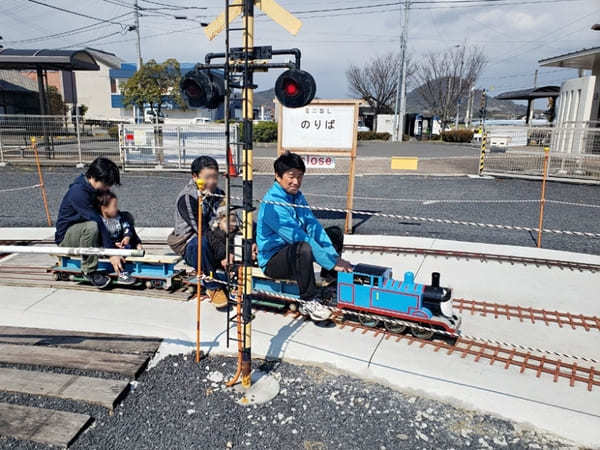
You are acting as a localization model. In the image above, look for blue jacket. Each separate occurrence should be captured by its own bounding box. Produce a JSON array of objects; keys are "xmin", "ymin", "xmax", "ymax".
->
[
  {"xmin": 54, "ymin": 174, "xmax": 114, "ymax": 248},
  {"xmin": 257, "ymin": 181, "xmax": 338, "ymax": 271}
]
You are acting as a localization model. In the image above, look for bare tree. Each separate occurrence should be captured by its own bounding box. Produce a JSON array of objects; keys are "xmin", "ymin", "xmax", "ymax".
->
[
  {"xmin": 346, "ymin": 52, "xmax": 415, "ymax": 116},
  {"xmin": 415, "ymin": 44, "xmax": 487, "ymax": 127}
]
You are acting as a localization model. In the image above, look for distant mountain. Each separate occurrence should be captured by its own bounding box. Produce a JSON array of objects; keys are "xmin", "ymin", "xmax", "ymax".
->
[
  {"xmin": 254, "ymin": 88, "xmax": 276, "ymax": 107},
  {"xmin": 406, "ymin": 85, "xmax": 527, "ymax": 119}
]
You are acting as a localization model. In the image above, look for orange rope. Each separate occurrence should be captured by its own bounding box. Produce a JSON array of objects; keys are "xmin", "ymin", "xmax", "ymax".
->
[{"xmin": 31, "ymin": 138, "xmax": 52, "ymax": 226}]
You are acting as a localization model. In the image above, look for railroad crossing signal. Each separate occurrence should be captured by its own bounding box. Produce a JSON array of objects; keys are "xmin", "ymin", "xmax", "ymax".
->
[
  {"xmin": 204, "ymin": 0, "xmax": 302, "ymax": 41},
  {"xmin": 180, "ymin": 69, "xmax": 225, "ymax": 109},
  {"xmin": 479, "ymin": 89, "xmax": 487, "ymax": 119},
  {"xmin": 182, "ymin": 0, "xmax": 316, "ymax": 110},
  {"xmin": 274, "ymin": 69, "xmax": 316, "ymax": 108}
]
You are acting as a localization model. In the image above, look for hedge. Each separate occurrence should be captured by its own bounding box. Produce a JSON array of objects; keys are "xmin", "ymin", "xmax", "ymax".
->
[
  {"xmin": 358, "ymin": 131, "xmax": 391, "ymax": 141},
  {"xmin": 441, "ymin": 129, "xmax": 474, "ymax": 143}
]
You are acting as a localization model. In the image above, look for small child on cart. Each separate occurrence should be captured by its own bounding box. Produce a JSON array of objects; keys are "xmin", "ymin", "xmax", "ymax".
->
[
  {"xmin": 96, "ymin": 191, "xmax": 143, "ymax": 284},
  {"xmin": 205, "ymin": 205, "xmax": 240, "ymax": 275}
]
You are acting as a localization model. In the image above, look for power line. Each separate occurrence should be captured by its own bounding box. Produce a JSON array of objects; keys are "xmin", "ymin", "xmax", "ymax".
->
[
  {"xmin": 25, "ymin": 0, "xmax": 131, "ymax": 26},
  {"xmin": 139, "ymin": 0, "xmax": 208, "ymax": 10},
  {"xmin": 3, "ymin": 12, "xmax": 133, "ymax": 44},
  {"xmin": 56, "ymin": 30, "xmax": 126, "ymax": 50},
  {"xmin": 290, "ymin": 0, "xmax": 584, "ymax": 15}
]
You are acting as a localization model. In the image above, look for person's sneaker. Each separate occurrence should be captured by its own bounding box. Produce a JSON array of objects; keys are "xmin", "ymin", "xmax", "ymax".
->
[
  {"xmin": 299, "ymin": 299, "xmax": 332, "ymax": 321},
  {"xmin": 83, "ymin": 271, "xmax": 111, "ymax": 289},
  {"xmin": 117, "ymin": 271, "xmax": 136, "ymax": 285},
  {"xmin": 207, "ymin": 289, "xmax": 228, "ymax": 308}
]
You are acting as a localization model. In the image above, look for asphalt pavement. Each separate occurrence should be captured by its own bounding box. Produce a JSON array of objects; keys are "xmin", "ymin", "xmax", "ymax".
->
[
  {"xmin": 1, "ymin": 167, "xmax": 599, "ymax": 255},
  {"xmin": 0, "ymin": 354, "xmax": 570, "ymax": 449},
  {"xmin": 253, "ymin": 141, "xmax": 479, "ymax": 158}
]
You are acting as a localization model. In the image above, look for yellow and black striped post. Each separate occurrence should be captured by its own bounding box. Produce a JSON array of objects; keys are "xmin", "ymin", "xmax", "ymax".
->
[
  {"xmin": 478, "ymin": 131, "xmax": 487, "ymax": 176},
  {"xmin": 240, "ymin": 0, "xmax": 254, "ymax": 389}
]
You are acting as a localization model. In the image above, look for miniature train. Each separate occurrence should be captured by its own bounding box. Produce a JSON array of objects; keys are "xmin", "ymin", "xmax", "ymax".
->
[
  {"xmin": 50, "ymin": 254, "xmax": 184, "ymax": 290},
  {"xmin": 50, "ymin": 255, "xmax": 461, "ymax": 338},
  {"xmin": 252, "ymin": 263, "xmax": 461, "ymax": 339}
]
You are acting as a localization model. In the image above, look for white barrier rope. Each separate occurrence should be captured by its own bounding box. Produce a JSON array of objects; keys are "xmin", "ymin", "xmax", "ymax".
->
[
  {"xmin": 303, "ymin": 192, "xmax": 600, "ymax": 209},
  {"xmin": 210, "ymin": 193, "xmax": 600, "ymax": 239},
  {"xmin": 0, "ymin": 184, "xmax": 41, "ymax": 194},
  {"xmin": 200, "ymin": 274, "xmax": 599, "ymax": 364}
]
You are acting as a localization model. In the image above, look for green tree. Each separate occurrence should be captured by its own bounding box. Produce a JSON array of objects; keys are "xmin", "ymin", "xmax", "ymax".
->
[
  {"xmin": 47, "ymin": 86, "xmax": 67, "ymax": 115},
  {"xmin": 121, "ymin": 58, "xmax": 184, "ymax": 116}
]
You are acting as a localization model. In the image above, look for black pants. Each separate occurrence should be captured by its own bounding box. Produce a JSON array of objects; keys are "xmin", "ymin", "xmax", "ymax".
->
[
  {"xmin": 263, "ymin": 226, "xmax": 344, "ymax": 300},
  {"xmin": 264, "ymin": 242, "xmax": 317, "ymax": 300}
]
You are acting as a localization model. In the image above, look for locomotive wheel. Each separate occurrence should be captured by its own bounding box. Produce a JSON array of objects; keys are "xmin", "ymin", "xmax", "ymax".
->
[
  {"xmin": 145, "ymin": 280, "xmax": 153, "ymax": 289},
  {"xmin": 384, "ymin": 320, "xmax": 406, "ymax": 334},
  {"xmin": 288, "ymin": 302, "xmax": 298, "ymax": 312},
  {"xmin": 358, "ymin": 314, "xmax": 380, "ymax": 328},
  {"xmin": 411, "ymin": 325, "xmax": 434, "ymax": 340}
]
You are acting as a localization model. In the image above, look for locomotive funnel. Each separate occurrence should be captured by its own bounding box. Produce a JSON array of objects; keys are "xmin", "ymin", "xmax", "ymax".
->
[{"xmin": 431, "ymin": 272, "xmax": 440, "ymax": 288}]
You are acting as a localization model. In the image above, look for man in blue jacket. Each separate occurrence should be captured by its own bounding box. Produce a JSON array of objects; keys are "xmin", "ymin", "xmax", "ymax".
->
[
  {"xmin": 55, "ymin": 157, "xmax": 128, "ymax": 289},
  {"xmin": 257, "ymin": 151, "xmax": 353, "ymax": 321}
]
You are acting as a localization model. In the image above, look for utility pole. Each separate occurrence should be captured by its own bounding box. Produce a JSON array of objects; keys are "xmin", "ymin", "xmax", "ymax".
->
[
  {"xmin": 528, "ymin": 69, "xmax": 538, "ymax": 124},
  {"xmin": 134, "ymin": 0, "xmax": 142, "ymax": 68},
  {"xmin": 133, "ymin": 0, "xmax": 143, "ymax": 124},
  {"xmin": 393, "ymin": 0, "xmax": 410, "ymax": 142}
]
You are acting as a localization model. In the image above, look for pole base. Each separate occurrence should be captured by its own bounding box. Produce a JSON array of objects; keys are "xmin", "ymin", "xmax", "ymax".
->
[{"xmin": 227, "ymin": 369, "xmax": 280, "ymax": 406}]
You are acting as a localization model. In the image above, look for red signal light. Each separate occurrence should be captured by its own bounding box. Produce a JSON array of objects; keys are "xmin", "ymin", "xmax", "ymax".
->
[{"xmin": 283, "ymin": 80, "xmax": 299, "ymax": 97}]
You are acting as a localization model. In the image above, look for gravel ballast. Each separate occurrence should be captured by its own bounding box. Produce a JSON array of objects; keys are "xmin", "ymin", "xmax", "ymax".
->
[{"xmin": 0, "ymin": 354, "xmax": 571, "ymax": 449}]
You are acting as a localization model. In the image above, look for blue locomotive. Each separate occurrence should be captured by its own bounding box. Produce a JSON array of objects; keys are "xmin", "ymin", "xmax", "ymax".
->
[{"xmin": 251, "ymin": 263, "xmax": 461, "ymax": 339}]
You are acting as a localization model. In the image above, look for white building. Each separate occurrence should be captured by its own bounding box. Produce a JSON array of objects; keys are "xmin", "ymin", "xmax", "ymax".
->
[{"xmin": 539, "ymin": 46, "xmax": 600, "ymax": 126}]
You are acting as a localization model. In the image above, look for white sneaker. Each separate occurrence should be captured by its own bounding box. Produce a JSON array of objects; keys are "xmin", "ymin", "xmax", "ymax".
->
[{"xmin": 300, "ymin": 299, "xmax": 332, "ymax": 321}]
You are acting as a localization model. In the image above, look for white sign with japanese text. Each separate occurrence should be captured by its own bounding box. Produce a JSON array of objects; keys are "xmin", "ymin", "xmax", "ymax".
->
[
  {"xmin": 301, "ymin": 155, "xmax": 335, "ymax": 168},
  {"xmin": 281, "ymin": 104, "xmax": 355, "ymax": 149}
]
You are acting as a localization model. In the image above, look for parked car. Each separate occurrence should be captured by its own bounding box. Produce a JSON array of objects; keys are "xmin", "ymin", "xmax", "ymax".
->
[{"xmin": 191, "ymin": 117, "xmax": 212, "ymax": 125}]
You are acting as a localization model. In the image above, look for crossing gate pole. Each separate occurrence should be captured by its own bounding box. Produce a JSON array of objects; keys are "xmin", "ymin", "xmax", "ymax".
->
[
  {"xmin": 240, "ymin": 0, "xmax": 255, "ymax": 389},
  {"xmin": 478, "ymin": 131, "xmax": 487, "ymax": 176}
]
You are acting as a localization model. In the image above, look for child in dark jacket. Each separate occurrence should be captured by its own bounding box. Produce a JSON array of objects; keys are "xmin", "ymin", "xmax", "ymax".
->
[{"xmin": 96, "ymin": 191, "xmax": 142, "ymax": 284}]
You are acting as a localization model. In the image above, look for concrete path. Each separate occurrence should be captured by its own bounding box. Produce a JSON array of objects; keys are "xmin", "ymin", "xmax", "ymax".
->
[{"xmin": 0, "ymin": 230, "xmax": 598, "ymax": 446}]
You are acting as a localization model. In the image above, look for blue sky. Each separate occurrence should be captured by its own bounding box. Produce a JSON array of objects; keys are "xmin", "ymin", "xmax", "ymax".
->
[{"xmin": 1, "ymin": 0, "xmax": 599, "ymax": 98}]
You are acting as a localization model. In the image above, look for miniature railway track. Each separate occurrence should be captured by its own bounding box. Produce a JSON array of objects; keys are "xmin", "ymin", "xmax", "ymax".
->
[
  {"xmin": 336, "ymin": 315, "xmax": 600, "ymax": 392},
  {"xmin": 271, "ymin": 309, "xmax": 600, "ymax": 392},
  {"xmin": 0, "ymin": 265, "xmax": 193, "ymax": 301},
  {"xmin": 344, "ymin": 244, "xmax": 600, "ymax": 273},
  {"xmin": 454, "ymin": 298, "xmax": 600, "ymax": 332}
]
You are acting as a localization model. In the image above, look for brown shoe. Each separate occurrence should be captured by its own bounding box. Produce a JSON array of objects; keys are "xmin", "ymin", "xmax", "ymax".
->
[{"xmin": 207, "ymin": 289, "xmax": 228, "ymax": 308}]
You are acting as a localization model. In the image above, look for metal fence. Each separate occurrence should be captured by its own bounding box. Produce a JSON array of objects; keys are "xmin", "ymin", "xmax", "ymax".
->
[
  {"xmin": 0, "ymin": 115, "xmax": 239, "ymax": 171},
  {"xmin": 119, "ymin": 123, "xmax": 239, "ymax": 170},
  {"xmin": 482, "ymin": 123, "xmax": 600, "ymax": 182},
  {"xmin": 0, "ymin": 114, "xmax": 119, "ymax": 166}
]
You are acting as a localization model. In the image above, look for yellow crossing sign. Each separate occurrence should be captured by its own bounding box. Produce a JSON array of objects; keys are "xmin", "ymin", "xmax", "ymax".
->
[{"xmin": 204, "ymin": 0, "xmax": 302, "ymax": 41}]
